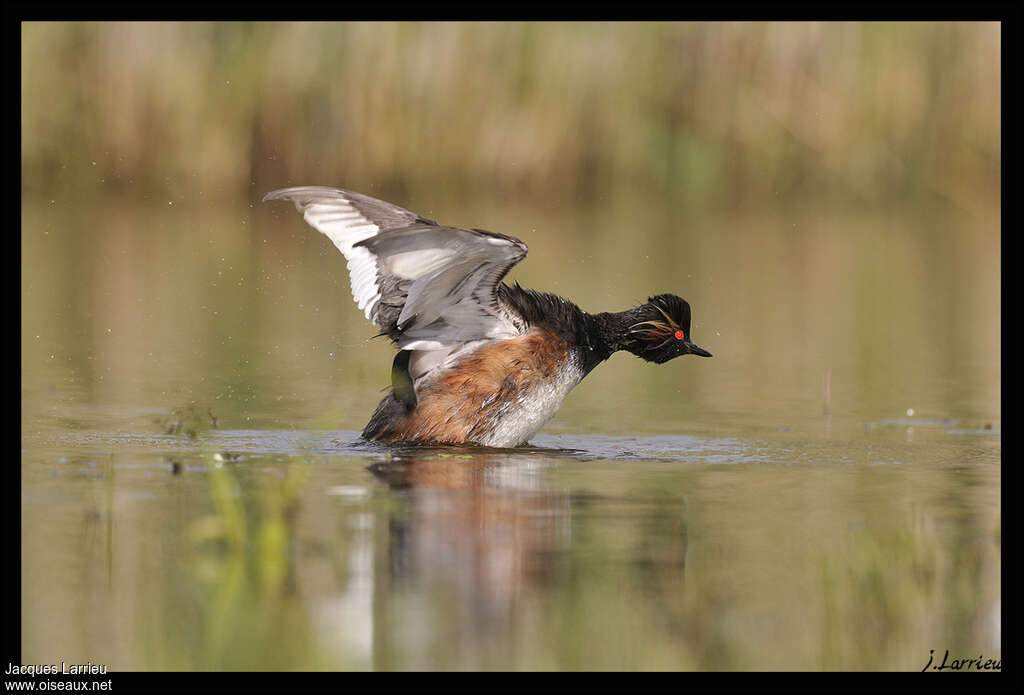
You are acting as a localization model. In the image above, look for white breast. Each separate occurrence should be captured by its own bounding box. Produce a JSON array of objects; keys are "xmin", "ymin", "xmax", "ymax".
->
[{"xmin": 476, "ymin": 353, "xmax": 586, "ymax": 448}]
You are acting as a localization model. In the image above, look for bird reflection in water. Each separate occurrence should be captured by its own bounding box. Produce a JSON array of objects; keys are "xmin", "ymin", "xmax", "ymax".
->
[
  {"xmin": 311, "ymin": 444, "xmax": 692, "ymax": 667},
  {"xmin": 367, "ymin": 447, "xmax": 573, "ymax": 625}
]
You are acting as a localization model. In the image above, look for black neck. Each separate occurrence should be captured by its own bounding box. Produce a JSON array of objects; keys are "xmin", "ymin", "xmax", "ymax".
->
[
  {"xmin": 590, "ymin": 307, "xmax": 649, "ymax": 356},
  {"xmin": 499, "ymin": 284, "xmax": 649, "ymax": 373}
]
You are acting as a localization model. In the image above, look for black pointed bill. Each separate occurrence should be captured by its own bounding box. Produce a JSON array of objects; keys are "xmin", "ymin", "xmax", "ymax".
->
[{"xmin": 686, "ymin": 341, "xmax": 712, "ymax": 358}]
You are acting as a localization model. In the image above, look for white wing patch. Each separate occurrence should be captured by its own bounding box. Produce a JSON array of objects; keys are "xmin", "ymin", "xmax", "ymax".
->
[
  {"xmin": 298, "ymin": 202, "xmax": 382, "ymax": 319},
  {"xmin": 384, "ymin": 248, "xmax": 458, "ymax": 280},
  {"xmin": 266, "ymin": 186, "xmax": 530, "ymax": 354}
]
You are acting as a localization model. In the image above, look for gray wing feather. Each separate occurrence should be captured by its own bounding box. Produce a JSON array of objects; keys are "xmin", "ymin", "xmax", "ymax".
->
[{"xmin": 264, "ymin": 186, "xmax": 528, "ymax": 350}]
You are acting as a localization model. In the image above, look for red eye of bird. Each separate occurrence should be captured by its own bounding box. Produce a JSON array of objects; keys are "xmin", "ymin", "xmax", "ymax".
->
[{"xmin": 674, "ymin": 330, "xmax": 684, "ymax": 340}]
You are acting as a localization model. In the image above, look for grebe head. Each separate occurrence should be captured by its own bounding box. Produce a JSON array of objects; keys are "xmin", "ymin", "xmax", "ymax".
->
[{"xmin": 626, "ymin": 294, "xmax": 712, "ymax": 364}]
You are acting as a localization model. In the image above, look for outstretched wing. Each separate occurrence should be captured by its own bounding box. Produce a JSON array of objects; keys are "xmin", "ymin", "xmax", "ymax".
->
[{"xmin": 263, "ymin": 186, "xmax": 529, "ymax": 350}]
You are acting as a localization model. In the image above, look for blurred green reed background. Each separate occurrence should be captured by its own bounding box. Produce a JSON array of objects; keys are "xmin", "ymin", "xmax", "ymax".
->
[{"xmin": 22, "ymin": 21, "xmax": 999, "ymax": 211}]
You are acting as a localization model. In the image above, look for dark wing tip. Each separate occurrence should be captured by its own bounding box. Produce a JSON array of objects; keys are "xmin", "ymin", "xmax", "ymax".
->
[
  {"xmin": 263, "ymin": 188, "xmax": 296, "ymax": 203},
  {"xmin": 263, "ymin": 186, "xmax": 341, "ymax": 203}
]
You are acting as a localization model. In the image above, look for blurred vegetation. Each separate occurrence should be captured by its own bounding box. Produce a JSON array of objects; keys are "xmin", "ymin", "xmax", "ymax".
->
[
  {"xmin": 22, "ymin": 21, "xmax": 999, "ymax": 211},
  {"xmin": 168, "ymin": 454, "xmax": 321, "ymax": 669}
]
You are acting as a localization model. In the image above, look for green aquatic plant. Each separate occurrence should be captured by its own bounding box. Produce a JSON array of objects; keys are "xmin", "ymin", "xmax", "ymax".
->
[{"xmin": 174, "ymin": 453, "xmax": 335, "ymax": 670}]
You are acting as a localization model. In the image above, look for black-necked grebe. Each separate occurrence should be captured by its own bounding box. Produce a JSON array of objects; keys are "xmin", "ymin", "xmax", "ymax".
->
[{"xmin": 264, "ymin": 187, "xmax": 712, "ymax": 447}]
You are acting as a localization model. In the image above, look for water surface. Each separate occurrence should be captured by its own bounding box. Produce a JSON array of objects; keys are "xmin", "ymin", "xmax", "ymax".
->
[{"xmin": 21, "ymin": 193, "xmax": 1000, "ymax": 670}]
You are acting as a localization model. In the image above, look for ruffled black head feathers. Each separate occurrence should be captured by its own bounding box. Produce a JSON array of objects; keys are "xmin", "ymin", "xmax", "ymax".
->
[{"xmin": 624, "ymin": 294, "xmax": 710, "ymax": 363}]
